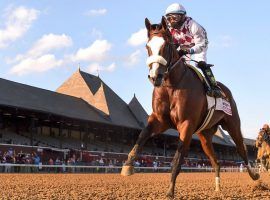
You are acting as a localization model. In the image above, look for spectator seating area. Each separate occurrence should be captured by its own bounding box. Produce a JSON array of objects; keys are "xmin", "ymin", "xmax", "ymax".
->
[{"xmin": 0, "ymin": 130, "xmax": 250, "ymax": 171}]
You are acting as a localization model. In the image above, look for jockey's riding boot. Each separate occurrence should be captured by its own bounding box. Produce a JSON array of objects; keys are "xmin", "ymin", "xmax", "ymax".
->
[{"xmin": 197, "ymin": 61, "xmax": 223, "ymax": 98}]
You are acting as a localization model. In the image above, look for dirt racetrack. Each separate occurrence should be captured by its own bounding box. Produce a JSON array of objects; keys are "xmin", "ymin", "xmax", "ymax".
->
[{"xmin": 0, "ymin": 172, "xmax": 270, "ymax": 200}]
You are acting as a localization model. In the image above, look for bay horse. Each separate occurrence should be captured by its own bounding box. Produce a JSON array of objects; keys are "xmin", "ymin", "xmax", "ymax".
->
[
  {"xmin": 121, "ymin": 16, "xmax": 259, "ymax": 199},
  {"xmin": 256, "ymin": 124, "xmax": 270, "ymax": 172}
]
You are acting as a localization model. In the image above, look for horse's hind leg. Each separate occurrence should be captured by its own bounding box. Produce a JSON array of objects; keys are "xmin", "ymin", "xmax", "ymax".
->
[
  {"xmin": 121, "ymin": 113, "xmax": 169, "ymax": 176},
  {"xmin": 266, "ymin": 158, "xmax": 270, "ymax": 173},
  {"xmin": 221, "ymin": 116, "xmax": 260, "ymax": 180},
  {"xmin": 197, "ymin": 126, "xmax": 221, "ymax": 191}
]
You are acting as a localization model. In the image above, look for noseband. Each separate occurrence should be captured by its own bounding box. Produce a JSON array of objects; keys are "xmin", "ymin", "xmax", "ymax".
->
[
  {"xmin": 146, "ymin": 38, "xmax": 178, "ymax": 74},
  {"xmin": 146, "ymin": 55, "xmax": 167, "ymax": 67}
]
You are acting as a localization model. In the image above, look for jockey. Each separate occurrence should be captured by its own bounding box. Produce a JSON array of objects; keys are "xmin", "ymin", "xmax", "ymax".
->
[
  {"xmin": 262, "ymin": 124, "xmax": 269, "ymax": 130},
  {"xmin": 165, "ymin": 3, "xmax": 222, "ymax": 98},
  {"xmin": 262, "ymin": 124, "xmax": 270, "ymax": 134}
]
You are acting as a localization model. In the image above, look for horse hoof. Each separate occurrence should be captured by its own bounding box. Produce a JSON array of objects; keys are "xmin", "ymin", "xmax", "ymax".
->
[
  {"xmin": 166, "ymin": 194, "xmax": 174, "ymax": 200},
  {"xmin": 253, "ymin": 173, "xmax": 260, "ymax": 180},
  {"xmin": 166, "ymin": 191, "xmax": 174, "ymax": 200},
  {"xmin": 121, "ymin": 165, "xmax": 134, "ymax": 176}
]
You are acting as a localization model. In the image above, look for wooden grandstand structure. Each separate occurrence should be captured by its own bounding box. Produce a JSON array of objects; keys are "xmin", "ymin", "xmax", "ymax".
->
[{"xmin": 0, "ymin": 69, "xmax": 257, "ymax": 161}]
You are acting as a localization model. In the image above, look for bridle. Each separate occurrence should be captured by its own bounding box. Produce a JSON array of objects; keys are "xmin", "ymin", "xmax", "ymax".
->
[
  {"xmin": 146, "ymin": 31, "xmax": 186, "ymax": 87},
  {"xmin": 146, "ymin": 32, "xmax": 175, "ymax": 71}
]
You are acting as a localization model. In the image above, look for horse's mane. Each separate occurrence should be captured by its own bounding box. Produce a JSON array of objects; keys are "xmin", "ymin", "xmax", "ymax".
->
[
  {"xmin": 147, "ymin": 24, "xmax": 162, "ymax": 37},
  {"xmin": 149, "ymin": 23, "xmax": 173, "ymax": 38},
  {"xmin": 151, "ymin": 24, "xmax": 161, "ymax": 30}
]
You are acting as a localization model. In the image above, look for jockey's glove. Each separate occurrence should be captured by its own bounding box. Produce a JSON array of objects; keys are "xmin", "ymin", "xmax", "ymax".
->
[
  {"xmin": 178, "ymin": 49, "xmax": 189, "ymax": 57},
  {"xmin": 178, "ymin": 49, "xmax": 195, "ymax": 57}
]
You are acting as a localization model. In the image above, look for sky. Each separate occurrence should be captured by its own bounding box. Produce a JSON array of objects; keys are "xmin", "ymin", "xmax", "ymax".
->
[{"xmin": 0, "ymin": 0, "xmax": 269, "ymax": 139}]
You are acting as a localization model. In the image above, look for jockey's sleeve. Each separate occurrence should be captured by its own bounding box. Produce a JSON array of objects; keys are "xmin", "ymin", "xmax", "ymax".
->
[{"xmin": 189, "ymin": 19, "xmax": 209, "ymax": 54}]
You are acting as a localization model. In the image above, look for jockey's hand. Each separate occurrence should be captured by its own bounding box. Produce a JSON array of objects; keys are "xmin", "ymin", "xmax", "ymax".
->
[{"xmin": 178, "ymin": 49, "xmax": 189, "ymax": 57}]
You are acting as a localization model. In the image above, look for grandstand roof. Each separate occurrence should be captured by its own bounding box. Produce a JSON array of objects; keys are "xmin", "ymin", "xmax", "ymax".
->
[
  {"xmin": 56, "ymin": 70, "xmax": 142, "ymax": 129},
  {"xmin": 164, "ymin": 128, "xmax": 235, "ymax": 146},
  {"xmin": 0, "ymin": 78, "xmax": 110, "ymax": 124},
  {"xmin": 128, "ymin": 94, "xmax": 148, "ymax": 128},
  {"xmin": 243, "ymin": 138, "xmax": 255, "ymax": 146},
  {"xmin": 225, "ymin": 135, "xmax": 256, "ymax": 147},
  {"xmin": 214, "ymin": 127, "xmax": 235, "ymax": 146}
]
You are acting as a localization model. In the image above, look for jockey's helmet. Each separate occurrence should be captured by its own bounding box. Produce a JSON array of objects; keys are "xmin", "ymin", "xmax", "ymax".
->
[
  {"xmin": 263, "ymin": 124, "xmax": 270, "ymax": 130},
  {"xmin": 165, "ymin": 3, "xmax": 186, "ymax": 28},
  {"xmin": 165, "ymin": 3, "xmax": 186, "ymax": 15}
]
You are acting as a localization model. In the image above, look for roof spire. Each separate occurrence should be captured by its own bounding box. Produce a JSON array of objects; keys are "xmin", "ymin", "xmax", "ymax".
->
[
  {"xmin": 97, "ymin": 67, "xmax": 99, "ymax": 77},
  {"xmin": 78, "ymin": 63, "xmax": 81, "ymax": 71}
]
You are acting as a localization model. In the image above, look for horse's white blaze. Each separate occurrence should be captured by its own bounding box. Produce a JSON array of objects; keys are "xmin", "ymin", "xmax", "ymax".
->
[
  {"xmin": 149, "ymin": 63, "xmax": 159, "ymax": 78},
  {"xmin": 147, "ymin": 36, "xmax": 165, "ymax": 55},
  {"xmin": 147, "ymin": 36, "xmax": 165, "ymax": 78}
]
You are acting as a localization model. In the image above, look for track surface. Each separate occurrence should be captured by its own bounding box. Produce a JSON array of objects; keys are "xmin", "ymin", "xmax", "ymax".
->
[{"xmin": 0, "ymin": 172, "xmax": 270, "ymax": 199}]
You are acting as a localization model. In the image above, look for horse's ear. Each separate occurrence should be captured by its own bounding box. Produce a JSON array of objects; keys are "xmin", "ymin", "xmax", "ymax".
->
[
  {"xmin": 161, "ymin": 16, "xmax": 168, "ymax": 30},
  {"xmin": 145, "ymin": 18, "xmax": 151, "ymax": 31}
]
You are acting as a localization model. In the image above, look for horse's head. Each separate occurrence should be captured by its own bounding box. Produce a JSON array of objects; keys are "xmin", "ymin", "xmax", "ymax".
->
[
  {"xmin": 145, "ymin": 16, "xmax": 179, "ymax": 86},
  {"xmin": 256, "ymin": 129, "xmax": 265, "ymax": 148},
  {"xmin": 256, "ymin": 124, "xmax": 270, "ymax": 148}
]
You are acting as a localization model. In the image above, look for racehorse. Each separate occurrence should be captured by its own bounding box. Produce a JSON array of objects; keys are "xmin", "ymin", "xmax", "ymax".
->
[
  {"xmin": 121, "ymin": 16, "xmax": 259, "ymax": 199},
  {"xmin": 256, "ymin": 124, "xmax": 270, "ymax": 172}
]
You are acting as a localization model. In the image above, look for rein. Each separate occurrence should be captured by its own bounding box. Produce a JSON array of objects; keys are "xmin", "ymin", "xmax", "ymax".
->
[
  {"xmin": 183, "ymin": 54, "xmax": 199, "ymax": 64},
  {"xmin": 165, "ymin": 56, "xmax": 182, "ymax": 73},
  {"xmin": 160, "ymin": 42, "xmax": 188, "ymax": 87},
  {"xmin": 165, "ymin": 49, "xmax": 199, "ymax": 75},
  {"xmin": 162, "ymin": 57, "xmax": 186, "ymax": 88}
]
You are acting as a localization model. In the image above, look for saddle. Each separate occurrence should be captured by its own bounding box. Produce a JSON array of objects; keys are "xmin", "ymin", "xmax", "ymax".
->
[
  {"xmin": 187, "ymin": 64, "xmax": 226, "ymax": 98},
  {"xmin": 186, "ymin": 64, "xmax": 204, "ymax": 82}
]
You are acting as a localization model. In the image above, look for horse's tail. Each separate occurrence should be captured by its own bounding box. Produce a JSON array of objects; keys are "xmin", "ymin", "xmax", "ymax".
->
[{"xmin": 217, "ymin": 82, "xmax": 233, "ymax": 100}]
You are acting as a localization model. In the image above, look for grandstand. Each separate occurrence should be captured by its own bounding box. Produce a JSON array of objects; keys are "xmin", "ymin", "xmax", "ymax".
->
[{"xmin": 0, "ymin": 69, "xmax": 257, "ymax": 169}]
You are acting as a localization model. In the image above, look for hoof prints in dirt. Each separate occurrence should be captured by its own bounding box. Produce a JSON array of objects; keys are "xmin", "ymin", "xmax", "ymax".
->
[
  {"xmin": 253, "ymin": 180, "xmax": 270, "ymax": 192},
  {"xmin": 0, "ymin": 172, "xmax": 269, "ymax": 199}
]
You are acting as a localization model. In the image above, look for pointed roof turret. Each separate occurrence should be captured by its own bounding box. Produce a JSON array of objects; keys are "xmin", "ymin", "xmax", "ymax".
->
[
  {"xmin": 56, "ymin": 69, "xmax": 141, "ymax": 129},
  {"xmin": 93, "ymin": 81, "xmax": 109, "ymax": 115},
  {"xmin": 128, "ymin": 94, "xmax": 148, "ymax": 127}
]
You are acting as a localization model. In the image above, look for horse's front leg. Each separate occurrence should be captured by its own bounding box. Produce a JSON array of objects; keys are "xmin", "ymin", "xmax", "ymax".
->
[
  {"xmin": 166, "ymin": 122, "xmax": 194, "ymax": 199},
  {"xmin": 121, "ymin": 126, "xmax": 151, "ymax": 176},
  {"xmin": 121, "ymin": 113, "xmax": 169, "ymax": 176}
]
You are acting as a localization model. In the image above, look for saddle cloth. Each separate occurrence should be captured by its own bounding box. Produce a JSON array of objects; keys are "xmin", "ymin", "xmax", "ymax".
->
[{"xmin": 207, "ymin": 96, "xmax": 232, "ymax": 116}]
